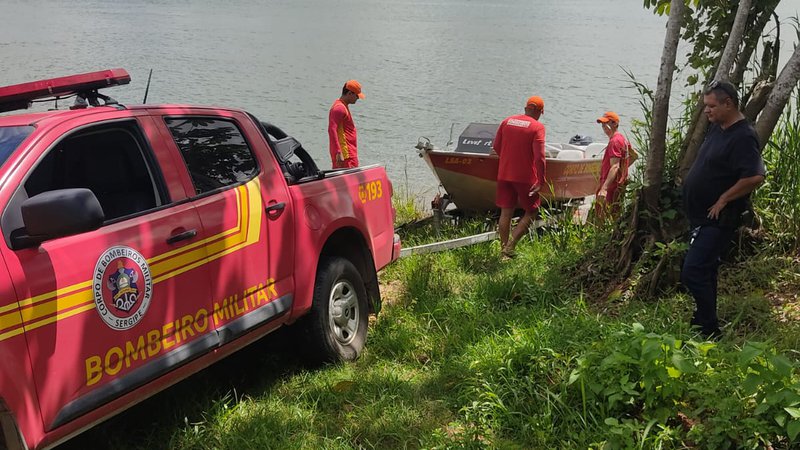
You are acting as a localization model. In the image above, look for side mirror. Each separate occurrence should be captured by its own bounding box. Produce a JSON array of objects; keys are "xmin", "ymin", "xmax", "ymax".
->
[
  {"xmin": 273, "ymin": 136, "xmax": 302, "ymax": 163},
  {"xmin": 14, "ymin": 188, "xmax": 104, "ymax": 248}
]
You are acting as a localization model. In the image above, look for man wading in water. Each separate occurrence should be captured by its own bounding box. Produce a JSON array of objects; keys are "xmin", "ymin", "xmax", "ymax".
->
[{"xmin": 492, "ymin": 96, "xmax": 546, "ymax": 259}]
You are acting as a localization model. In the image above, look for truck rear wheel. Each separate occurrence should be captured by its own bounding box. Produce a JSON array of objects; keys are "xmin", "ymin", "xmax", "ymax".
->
[{"xmin": 305, "ymin": 256, "xmax": 368, "ymax": 363}]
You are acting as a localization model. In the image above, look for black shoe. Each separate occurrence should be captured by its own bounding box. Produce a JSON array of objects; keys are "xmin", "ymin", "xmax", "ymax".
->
[
  {"xmin": 700, "ymin": 326, "xmax": 722, "ymax": 340},
  {"xmin": 689, "ymin": 321, "xmax": 721, "ymax": 340}
]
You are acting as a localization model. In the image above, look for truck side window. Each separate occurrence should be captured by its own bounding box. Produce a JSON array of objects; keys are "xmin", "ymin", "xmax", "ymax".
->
[
  {"xmin": 164, "ymin": 118, "xmax": 258, "ymax": 195},
  {"xmin": 24, "ymin": 123, "xmax": 161, "ymax": 221}
]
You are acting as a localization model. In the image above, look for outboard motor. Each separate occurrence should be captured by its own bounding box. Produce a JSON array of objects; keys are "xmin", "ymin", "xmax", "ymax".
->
[{"xmin": 569, "ymin": 134, "xmax": 593, "ymax": 146}]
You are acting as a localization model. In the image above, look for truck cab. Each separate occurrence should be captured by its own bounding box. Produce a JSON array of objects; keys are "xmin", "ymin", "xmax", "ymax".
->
[{"xmin": 0, "ymin": 69, "xmax": 400, "ymax": 449}]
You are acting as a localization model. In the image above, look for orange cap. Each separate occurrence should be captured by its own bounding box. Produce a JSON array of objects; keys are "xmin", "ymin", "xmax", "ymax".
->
[
  {"xmin": 344, "ymin": 80, "xmax": 365, "ymax": 99},
  {"xmin": 526, "ymin": 96, "xmax": 544, "ymax": 112},
  {"xmin": 597, "ymin": 111, "xmax": 620, "ymax": 123}
]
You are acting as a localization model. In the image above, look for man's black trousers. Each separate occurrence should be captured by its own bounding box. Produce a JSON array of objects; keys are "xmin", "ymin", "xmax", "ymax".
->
[{"xmin": 681, "ymin": 225, "xmax": 736, "ymax": 334}]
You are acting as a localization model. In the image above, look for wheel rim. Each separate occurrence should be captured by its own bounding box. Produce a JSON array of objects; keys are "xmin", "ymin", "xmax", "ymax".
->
[{"xmin": 328, "ymin": 279, "xmax": 360, "ymax": 345}]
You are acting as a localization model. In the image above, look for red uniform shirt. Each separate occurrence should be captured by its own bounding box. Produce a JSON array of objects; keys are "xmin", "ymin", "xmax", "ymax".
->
[
  {"xmin": 493, "ymin": 114, "xmax": 546, "ymax": 185},
  {"xmin": 328, "ymin": 99, "xmax": 358, "ymax": 168},
  {"xmin": 598, "ymin": 132, "xmax": 630, "ymax": 192}
]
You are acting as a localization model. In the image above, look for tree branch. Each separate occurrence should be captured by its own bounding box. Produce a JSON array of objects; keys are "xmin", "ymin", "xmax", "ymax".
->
[{"xmin": 755, "ymin": 45, "xmax": 800, "ymax": 150}]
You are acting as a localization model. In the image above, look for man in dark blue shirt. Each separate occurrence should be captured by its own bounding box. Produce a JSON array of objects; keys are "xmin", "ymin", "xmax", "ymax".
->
[{"xmin": 681, "ymin": 80, "xmax": 765, "ymax": 338}]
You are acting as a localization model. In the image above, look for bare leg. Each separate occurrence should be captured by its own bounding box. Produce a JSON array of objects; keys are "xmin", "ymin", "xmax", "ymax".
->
[
  {"xmin": 498, "ymin": 208, "xmax": 514, "ymax": 250},
  {"xmin": 592, "ymin": 196, "xmax": 607, "ymax": 225},
  {"xmin": 507, "ymin": 208, "xmax": 538, "ymax": 251}
]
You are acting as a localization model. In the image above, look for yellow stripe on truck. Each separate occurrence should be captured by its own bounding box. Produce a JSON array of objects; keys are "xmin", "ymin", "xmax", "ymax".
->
[{"xmin": 0, "ymin": 179, "xmax": 264, "ymax": 341}]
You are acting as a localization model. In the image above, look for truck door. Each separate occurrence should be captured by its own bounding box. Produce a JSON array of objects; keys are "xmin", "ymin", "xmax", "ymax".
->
[
  {"xmin": 245, "ymin": 115, "xmax": 296, "ymax": 321},
  {"xmin": 0, "ymin": 114, "xmax": 217, "ymax": 430},
  {"xmin": 158, "ymin": 112, "xmax": 289, "ymax": 344}
]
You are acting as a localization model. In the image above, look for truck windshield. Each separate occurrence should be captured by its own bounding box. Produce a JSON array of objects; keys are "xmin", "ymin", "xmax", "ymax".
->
[{"xmin": 0, "ymin": 126, "xmax": 34, "ymax": 169}]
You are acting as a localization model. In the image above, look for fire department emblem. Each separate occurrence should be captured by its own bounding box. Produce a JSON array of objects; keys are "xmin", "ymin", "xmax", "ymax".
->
[{"xmin": 93, "ymin": 246, "xmax": 153, "ymax": 330}]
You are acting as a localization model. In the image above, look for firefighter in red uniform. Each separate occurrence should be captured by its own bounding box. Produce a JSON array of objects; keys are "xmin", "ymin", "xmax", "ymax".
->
[
  {"xmin": 593, "ymin": 111, "xmax": 633, "ymax": 221},
  {"xmin": 493, "ymin": 96, "xmax": 546, "ymax": 259},
  {"xmin": 328, "ymin": 80, "xmax": 364, "ymax": 169}
]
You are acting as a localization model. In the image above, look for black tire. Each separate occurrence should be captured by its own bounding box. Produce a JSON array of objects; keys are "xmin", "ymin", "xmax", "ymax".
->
[{"xmin": 303, "ymin": 256, "xmax": 369, "ymax": 363}]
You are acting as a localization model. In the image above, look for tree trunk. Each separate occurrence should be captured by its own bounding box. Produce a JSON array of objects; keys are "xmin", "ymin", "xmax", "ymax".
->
[
  {"xmin": 755, "ymin": 45, "xmax": 800, "ymax": 150},
  {"xmin": 678, "ymin": 0, "xmax": 753, "ymax": 180},
  {"xmin": 744, "ymin": 80, "xmax": 774, "ymax": 122},
  {"xmin": 716, "ymin": 0, "xmax": 753, "ymax": 81},
  {"xmin": 676, "ymin": 95, "xmax": 705, "ymax": 168},
  {"xmin": 743, "ymin": 13, "xmax": 782, "ymax": 123},
  {"xmin": 678, "ymin": 113, "xmax": 709, "ymax": 181},
  {"xmin": 642, "ymin": 0, "xmax": 685, "ymax": 213},
  {"xmin": 731, "ymin": 5, "xmax": 779, "ymax": 87}
]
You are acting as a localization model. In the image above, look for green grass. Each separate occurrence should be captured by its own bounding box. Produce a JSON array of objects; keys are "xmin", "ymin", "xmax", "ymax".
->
[
  {"xmin": 391, "ymin": 187, "xmax": 428, "ymax": 227},
  {"xmin": 59, "ymin": 221, "xmax": 800, "ymax": 449},
  {"xmin": 753, "ymin": 92, "xmax": 800, "ymax": 252},
  {"xmin": 396, "ymin": 217, "xmax": 494, "ymax": 248},
  {"xmin": 58, "ymin": 94, "xmax": 800, "ymax": 449}
]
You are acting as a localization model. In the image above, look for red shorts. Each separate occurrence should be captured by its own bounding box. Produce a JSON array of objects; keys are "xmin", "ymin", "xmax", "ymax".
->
[{"xmin": 496, "ymin": 180, "xmax": 540, "ymax": 211}]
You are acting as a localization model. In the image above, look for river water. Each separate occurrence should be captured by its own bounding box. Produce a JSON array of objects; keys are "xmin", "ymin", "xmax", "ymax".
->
[{"xmin": 2, "ymin": 0, "xmax": 799, "ymax": 198}]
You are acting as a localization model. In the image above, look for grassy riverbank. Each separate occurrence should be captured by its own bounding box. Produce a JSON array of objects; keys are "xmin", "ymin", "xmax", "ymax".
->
[
  {"xmin": 62, "ymin": 96, "xmax": 800, "ymax": 449},
  {"xmin": 60, "ymin": 217, "xmax": 800, "ymax": 449}
]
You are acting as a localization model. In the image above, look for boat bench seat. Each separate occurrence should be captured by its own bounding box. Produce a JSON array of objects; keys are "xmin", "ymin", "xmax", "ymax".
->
[{"xmin": 556, "ymin": 149, "xmax": 584, "ymax": 160}]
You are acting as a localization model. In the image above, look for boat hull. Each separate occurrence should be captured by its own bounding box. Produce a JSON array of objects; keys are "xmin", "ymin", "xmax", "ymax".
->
[{"xmin": 422, "ymin": 150, "xmax": 601, "ymax": 212}]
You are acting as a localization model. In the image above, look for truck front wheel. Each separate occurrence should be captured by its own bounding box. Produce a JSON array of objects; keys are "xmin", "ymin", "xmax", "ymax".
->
[{"xmin": 305, "ymin": 256, "xmax": 368, "ymax": 363}]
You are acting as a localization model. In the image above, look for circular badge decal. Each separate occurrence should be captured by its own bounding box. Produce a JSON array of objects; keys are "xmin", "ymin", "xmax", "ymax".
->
[{"xmin": 93, "ymin": 246, "xmax": 153, "ymax": 330}]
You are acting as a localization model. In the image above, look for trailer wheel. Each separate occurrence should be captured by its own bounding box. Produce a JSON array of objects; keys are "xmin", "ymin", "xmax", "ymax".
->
[{"xmin": 305, "ymin": 257, "xmax": 369, "ymax": 363}]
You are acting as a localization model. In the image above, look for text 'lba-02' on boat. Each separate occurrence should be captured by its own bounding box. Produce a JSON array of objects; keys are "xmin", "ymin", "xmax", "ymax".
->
[{"xmin": 416, "ymin": 123, "xmax": 607, "ymax": 213}]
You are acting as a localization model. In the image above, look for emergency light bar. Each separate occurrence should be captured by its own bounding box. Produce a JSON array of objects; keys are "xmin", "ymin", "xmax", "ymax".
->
[{"xmin": 0, "ymin": 68, "xmax": 131, "ymax": 113}]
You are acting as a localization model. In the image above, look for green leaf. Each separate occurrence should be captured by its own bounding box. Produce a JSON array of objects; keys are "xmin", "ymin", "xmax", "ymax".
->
[
  {"xmin": 605, "ymin": 417, "xmax": 619, "ymax": 426},
  {"xmin": 785, "ymin": 407, "xmax": 800, "ymax": 419},
  {"xmin": 776, "ymin": 413, "xmax": 787, "ymax": 427},
  {"xmin": 742, "ymin": 373, "xmax": 762, "ymax": 395},
  {"xmin": 672, "ymin": 352, "xmax": 695, "ymax": 373},
  {"xmin": 642, "ymin": 340, "xmax": 662, "ymax": 359},
  {"xmin": 739, "ymin": 343, "xmax": 763, "ymax": 365},
  {"xmin": 697, "ymin": 342, "xmax": 716, "ymax": 356},
  {"xmin": 667, "ymin": 366, "xmax": 682, "ymax": 378},
  {"xmin": 568, "ymin": 369, "xmax": 580, "ymax": 385},
  {"xmin": 789, "ymin": 420, "xmax": 800, "ymax": 441},
  {"xmin": 771, "ymin": 355, "xmax": 794, "ymax": 377},
  {"xmin": 786, "ymin": 392, "xmax": 800, "ymax": 407}
]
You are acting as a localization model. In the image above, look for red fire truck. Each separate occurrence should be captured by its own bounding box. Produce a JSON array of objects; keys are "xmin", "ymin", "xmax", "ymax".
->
[{"xmin": 0, "ymin": 69, "xmax": 400, "ymax": 449}]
